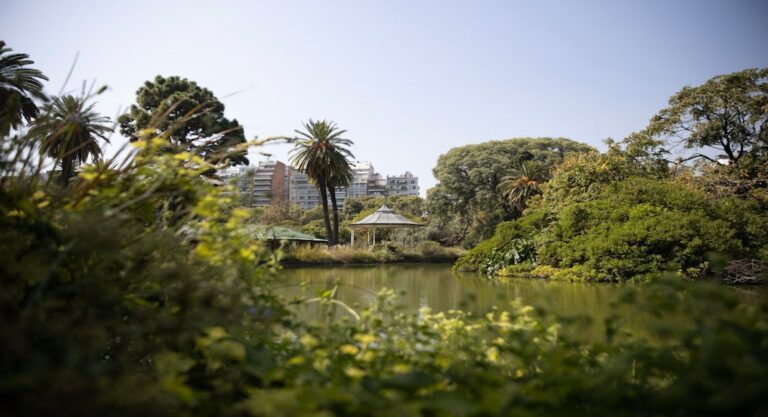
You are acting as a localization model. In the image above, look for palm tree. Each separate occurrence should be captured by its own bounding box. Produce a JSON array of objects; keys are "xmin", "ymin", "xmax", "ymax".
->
[
  {"xmin": 326, "ymin": 162, "xmax": 354, "ymax": 245},
  {"xmin": 289, "ymin": 119, "xmax": 354, "ymax": 246},
  {"xmin": 0, "ymin": 40, "xmax": 48, "ymax": 135},
  {"xmin": 31, "ymin": 95, "xmax": 112, "ymax": 185},
  {"xmin": 500, "ymin": 161, "xmax": 546, "ymax": 212}
]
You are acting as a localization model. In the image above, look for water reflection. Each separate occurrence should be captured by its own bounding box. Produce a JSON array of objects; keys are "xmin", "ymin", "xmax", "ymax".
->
[
  {"xmin": 276, "ymin": 264, "xmax": 765, "ymax": 340},
  {"xmin": 278, "ymin": 264, "xmax": 626, "ymax": 333}
]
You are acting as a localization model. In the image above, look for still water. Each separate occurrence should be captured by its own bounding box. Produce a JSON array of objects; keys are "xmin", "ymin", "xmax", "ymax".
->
[
  {"xmin": 276, "ymin": 263, "xmax": 765, "ymax": 339},
  {"xmin": 278, "ymin": 263, "xmax": 625, "ymax": 314},
  {"xmin": 277, "ymin": 264, "xmax": 630, "ymax": 337}
]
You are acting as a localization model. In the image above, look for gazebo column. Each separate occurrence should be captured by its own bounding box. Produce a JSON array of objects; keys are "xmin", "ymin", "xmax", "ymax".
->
[
  {"xmin": 373, "ymin": 228, "xmax": 376, "ymax": 246},
  {"xmin": 351, "ymin": 229, "xmax": 355, "ymax": 246}
]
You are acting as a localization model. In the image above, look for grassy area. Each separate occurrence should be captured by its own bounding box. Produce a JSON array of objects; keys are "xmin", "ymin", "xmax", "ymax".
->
[{"xmin": 280, "ymin": 241, "xmax": 466, "ymax": 265}]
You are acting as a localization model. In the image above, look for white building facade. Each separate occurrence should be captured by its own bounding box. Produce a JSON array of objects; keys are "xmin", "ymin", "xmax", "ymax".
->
[{"xmin": 386, "ymin": 171, "xmax": 419, "ymax": 196}]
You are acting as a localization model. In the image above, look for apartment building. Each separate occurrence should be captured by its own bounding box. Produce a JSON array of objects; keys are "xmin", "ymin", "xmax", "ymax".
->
[
  {"xmin": 367, "ymin": 172, "xmax": 387, "ymax": 197},
  {"xmin": 280, "ymin": 161, "xmax": 420, "ymax": 210},
  {"xmin": 219, "ymin": 160, "xmax": 289, "ymax": 207},
  {"xmin": 288, "ymin": 170, "xmax": 347, "ymax": 211},
  {"xmin": 386, "ymin": 171, "xmax": 419, "ymax": 196},
  {"xmin": 347, "ymin": 161, "xmax": 376, "ymax": 199},
  {"xmin": 288, "ymin": 171, "xmax": 320, "ymax": 210}
]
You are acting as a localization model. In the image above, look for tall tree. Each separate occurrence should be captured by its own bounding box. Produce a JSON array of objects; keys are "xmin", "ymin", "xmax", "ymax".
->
[
  {"xmin": 31, "ymin": 95, "xmax": 112, "ymax": 185},
  {"xmin": 633, "ymin": 67, "xmax": 768, "ymax": 166},
  {"xmin": 327, "ymin": 164, "xmax": 354, "ymax": 244},
  {"xmin": 118, "ymin": 75, "xmax": 248, "ymax": 166},
  {"xmin": 289, "ymin": 119, "xmax": 354, "ymax": 246},
  {"xmin": 0, "ymin": 40, "xmax": 48, "ymax": 135},
  {"xmin": 427, "ymin": 137, "xmax": 593, "ymax": 247}
]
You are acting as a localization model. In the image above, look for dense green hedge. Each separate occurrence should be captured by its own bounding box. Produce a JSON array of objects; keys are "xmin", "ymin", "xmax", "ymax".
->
[
  {"xmin": 455, "ymin": 176, "xmax": 768, "ymax": 281},
  {"xmin": 540, "ymin": 178, "xmax": 768, "ymax": 280}
]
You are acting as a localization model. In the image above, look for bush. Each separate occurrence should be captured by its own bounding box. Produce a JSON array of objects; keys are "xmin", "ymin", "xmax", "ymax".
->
[
  {"xmin": 539, "ymin": 178, "xmax": 753, "ymax": 280},
  {"xmin": 282, "ymin": 241, "xmax": 465, "ymax": 264},
  {"xmin": 1, "ymin": 133, "xmax": 284, "ymax": 416},
  {"xmin": 453, "ymin": 212, "xmax": 545, "ymax": 273},
  {"xmin": 458, "ymin": 175, "xmax": 768, "ymax": 281},
  {"xmin": 403, "ymin": 240, "xmax": 466, "ymax": 262}
]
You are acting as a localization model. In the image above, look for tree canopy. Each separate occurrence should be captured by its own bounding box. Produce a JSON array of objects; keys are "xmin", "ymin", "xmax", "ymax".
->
[
  {"xmin": 456, "ymin": 69, "xmax": 768, "ymax": 279},
  {"xmin": 0, "ymin": 40, "xmax": 48, "ymax": 135},
  {"xmin": 31, "ymin": 95, "xmax": 112, "ymax": 185},
  {"xmin": 289, "ymin": 119, "xmax": 354, "ymax": 246},
  {"xmin": 118, "ymin": 75, "xmax": 248, "ymax": 165},
  {"xmin": 455, "ymin": 148, "xmax": 768, "ymax": 280},
  {"xmin": 426, "ymin": 137, "xmax": 593, "ymax": 247},
  {"xmin": 631, "ymin": 67, "xmax": 768, "ymax": 166}
]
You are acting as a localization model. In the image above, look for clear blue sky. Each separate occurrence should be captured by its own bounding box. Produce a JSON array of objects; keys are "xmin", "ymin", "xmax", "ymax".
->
[{"xmin": 3, "ymin": 0, "xmax": 767, "ymax": 194}]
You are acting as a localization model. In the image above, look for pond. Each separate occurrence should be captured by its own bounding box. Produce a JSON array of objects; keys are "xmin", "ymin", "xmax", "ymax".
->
[{"xmin": 276, "ymin": 263, "xmax": 766, "ymax": 339}]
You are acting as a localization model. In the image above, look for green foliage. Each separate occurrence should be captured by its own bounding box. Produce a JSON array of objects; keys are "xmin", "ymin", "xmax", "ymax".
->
[
  {"xmin": 2, "ymin": 112, "xmax": 768, "ymax": 416},
  {"xmin": 426, "ymin": 137, "xmax": 593, "ymax": 247},
  {"xmin": 0, "ymin": 40, "xmax": 49, "ymax": 135},
  {"xmin": 290, "ymin": 119, "xmax": 355, "ymax": 246},
  {"xmin": 118, "ymin": 75, "xmax": 248, "ymax": 166},
  {"xmin": 499, "ymin": 160, "xmax": 547, "ymax": 211},
  {"xmin": 638, "ymin": 67, "xmax": 768, "ymax": 166},
  {"xmin": 1, "ymin": 119, "xmax": 282, "ymax": 416},
  {"xmin": 460, "ymin": 172, "xmax": 768, "ymax": 281},
  {"xmin": 456, "ymin": 116, "xmax": 768, "ymax": 280},
  {"xmin": 281, "ymin": 241, "xmax": 465, "ymax": 265},
  {"xmin": 30, "ymin": 94, "xmax": 112, "ymax": 185},
  {"xmin": 3, "ymin": 53, "xmax": 767, "ymax": 417},
  {"xmin": 251, "ymin": 202, "xmax": 305, "ymax": 227},
  {"xmin": 543, "ymin": 143, "xmax": 666, "ymax": 206},
  {"xmin": 619, "ymin": 68, "xmax": 768, "ymax": 211},
  {"xmin": 233, "ymin": 279, "xmax": 768, "ymax": 417},
  {"xmin": 540, "ymin": 179, "xmax": 740, "ymax": 279},
  {"xmin": 453, "ymin": 209, "xmax": 547, "ymax": 273}
]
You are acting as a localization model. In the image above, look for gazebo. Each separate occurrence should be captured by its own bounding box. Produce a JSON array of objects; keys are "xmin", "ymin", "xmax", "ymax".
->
[{"xmin": 348, "ymin": 204, "xmax": 422, "ymax": 246}]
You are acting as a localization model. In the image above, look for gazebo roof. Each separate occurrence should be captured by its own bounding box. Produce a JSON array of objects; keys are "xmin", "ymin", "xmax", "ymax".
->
[
  {"xmin": 348, "ymin": 205, "xmax": 422, "ymax": 229},
  {"xmin": 247, "ymin": 225, "xmax": 327, "ymax": 242}
]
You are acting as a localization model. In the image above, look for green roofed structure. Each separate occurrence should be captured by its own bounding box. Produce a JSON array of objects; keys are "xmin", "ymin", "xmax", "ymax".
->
[{"xmin": 246, "ymin": 225, "xmax": 327, "ymax": 244}]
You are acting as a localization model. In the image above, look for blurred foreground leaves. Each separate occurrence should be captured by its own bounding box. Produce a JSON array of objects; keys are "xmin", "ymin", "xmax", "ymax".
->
[{"xmin": 1, "ymin": 130, "xmax": 767, "ymax": 417}]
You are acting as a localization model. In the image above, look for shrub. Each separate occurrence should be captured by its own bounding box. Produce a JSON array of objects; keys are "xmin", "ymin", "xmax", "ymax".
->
[
  {"xmin": 282, "ymin": 242, "xmax": 465, "ymax": 264},
  {"xmin": 453, "ymin": 215, "xmax": 543, "ymax": 274},
  {"xmin": 458, "ymin": 175, "xmax": 768, "ymax": 281},
  {"xmin": 539, "ymin": 178, "xmax": 751, "ymax": 280}
]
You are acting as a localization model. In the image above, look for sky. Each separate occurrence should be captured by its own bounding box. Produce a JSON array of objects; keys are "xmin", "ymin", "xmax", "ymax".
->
[{"xmin": 2, "ymin": 0, "xmax": 767, "ymax": 195}]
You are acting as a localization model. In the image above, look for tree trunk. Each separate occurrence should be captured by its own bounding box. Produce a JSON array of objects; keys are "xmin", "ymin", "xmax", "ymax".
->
[
  {"xmin": 328, "ymin": 185, "xmax": 340, "ymax": 246},
  {"xmin": 317, "ymin": 178, "xmax": 334, "ymax": 246},
  {"xmin": 60, "ymin": 158, "xmax": 73, "ymax": 186}
]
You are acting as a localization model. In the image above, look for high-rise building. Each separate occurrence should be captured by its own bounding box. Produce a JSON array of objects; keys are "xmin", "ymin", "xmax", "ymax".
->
[
  {"xmin": 367, "ymin": 172, "xmax": 387, "ymax": 197},
  {"xmin": 289, "ymin": 170, "xmax": 347, "ymax": 211},
  {"xmin": 386, "ymin": 171, "xmax": 419, "ymax": 196},
  {"xmin": 289, "ymin": 171, "xmax": 320, "ymax": 210},
  {"xmin": 286, "ymin": 163, "xmax": 419, "ymax": 210},
  {"xmin": 217, "ymin": 165, "xmax": 253, "ymax": 203},
  {"xmin": 220, "ymin": 161, "xmax": 289, "ymax": 207},
  {"xmin": 347, "ymin": 161, "xmax": 376, "ymax": 199},
  {"xmin": 252, "ymin": 160, "xmax": 288, "ymax": 207}
]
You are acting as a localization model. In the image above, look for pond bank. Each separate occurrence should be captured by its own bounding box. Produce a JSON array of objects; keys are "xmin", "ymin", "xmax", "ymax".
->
[{"xmin": 279, "ymin": 242, "xmax": 466, "ymax": 265}]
